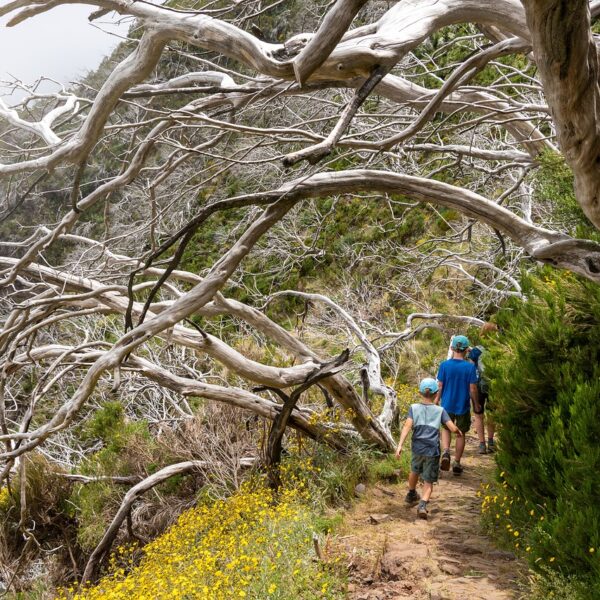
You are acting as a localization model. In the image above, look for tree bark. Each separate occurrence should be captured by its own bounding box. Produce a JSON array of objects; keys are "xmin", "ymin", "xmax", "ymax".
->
[{"xmin": 522, "ymin": 0, "xmax": 600, "ymax": 228}]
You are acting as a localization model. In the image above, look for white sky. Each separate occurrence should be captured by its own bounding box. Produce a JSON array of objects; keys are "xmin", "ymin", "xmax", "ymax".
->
[{"xmin": 0, "ymin": 5, "xmax": 131, "ymax": 103}]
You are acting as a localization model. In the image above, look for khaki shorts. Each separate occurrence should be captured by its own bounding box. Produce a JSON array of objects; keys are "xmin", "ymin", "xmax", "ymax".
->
[{"xmin": 447, "ymin": 411, "xmax": 471, "ymax": 433}]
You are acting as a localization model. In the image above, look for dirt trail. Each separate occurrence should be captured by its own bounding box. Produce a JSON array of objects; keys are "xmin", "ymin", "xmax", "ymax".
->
[{"xmin": 332, "ymin": 436, "xmax": 525, "ymax": 600}]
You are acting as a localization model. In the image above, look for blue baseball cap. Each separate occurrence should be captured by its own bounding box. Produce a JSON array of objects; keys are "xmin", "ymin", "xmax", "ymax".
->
[
  {"xmin": 419, "ymin": 377, "xmax": 439, "ymax": 394},
  {"xmin": 451, "ymin": 335, "xmax": 470, "ymax": 351}
]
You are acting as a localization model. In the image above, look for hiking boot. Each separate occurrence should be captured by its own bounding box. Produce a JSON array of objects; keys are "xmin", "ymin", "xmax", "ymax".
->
[
  {"xmin": 452, "ymin": 461, "xmax": 464, "ymax": 476},
  {"xmin": 478, "ymin": 442, "xmax": 487, "ymax": 454},
  {"xmin": 417, "ymin": 500, "xmax": 428, "ymax": 520},
  {"xmin": 440, "ymin": 451, "xmax": 451, "ymax": 471},
  {"xmin": 405, "ymin": 489, "xmax": 420, "ymax": 505},
  {"xmin": 487, "ymin": 440, "xmax": 496, "ymax": 453}
]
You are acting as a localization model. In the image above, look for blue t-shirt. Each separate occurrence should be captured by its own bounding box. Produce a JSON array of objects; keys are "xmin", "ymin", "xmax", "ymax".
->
[
  {"xmin": 436, "ymin": 358, "xmax": 478, "ymax": 415},
  {"xmin": 408, "ymin": 403, "xmax": 451, "ymax": 457}
]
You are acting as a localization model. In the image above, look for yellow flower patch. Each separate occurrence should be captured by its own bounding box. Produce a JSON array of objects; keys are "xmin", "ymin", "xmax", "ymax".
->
[{"xmin": 59, "ymin": 482, "xmax": 343, "ymax": 599}]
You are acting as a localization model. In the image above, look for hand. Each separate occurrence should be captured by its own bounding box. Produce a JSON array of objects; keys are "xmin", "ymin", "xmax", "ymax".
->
[
  {"xmin": 456, "ymin": 429, "xmax": 464, "ymax": 437},
  {"xmin": 395, "ymin": 447, "xmax": 403, "ymax": 459}
]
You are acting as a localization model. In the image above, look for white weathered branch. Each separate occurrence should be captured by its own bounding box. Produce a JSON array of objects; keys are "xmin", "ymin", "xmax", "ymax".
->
[
  {"xmin": 0, "ymin": 94, "xmax": 78, "ymax": 145},
  {"xmin": 442, "ymin": 255, "xmax": 523, "ymax": 297},
  {"xmin": 0, "ymin": 93, "xmax": 230, "ymax": 287},
  {"xmin": 80, "ymin": 460, "xmax": 237, "ymax": 583},
  {"xmin": 0, "ymin": 260, "xmax": 394, "ymax": 451},
  {"xmin": 0, "ymin": 29, "xmax": 167, "ymax": 175},
  {"xmin": 404, "ymin": 143, "xmax": 532, "ymax": 164},
  {"xmin": 204, "ymin": 295, "xmax": 393, "ymax": 449},
  {"xmin": 251, "ymin": 169, "xmax": 600, "ymax": 280},
  {"xmin": 0, "ymin": 345, "xmax": 354, "ymax": 448},
  {"xmin": 128, "ymin": 71, "xmax": 236, "ymax": 95},
  {"xmin": 268, "ymin": 290, "xmax": 397, "ymax": 435},
  {"xmin": 0, "ymin": 258, "xmax": 321, "ymax": 388},
  {"xmin": 375, "ymin": 37, "xmax": 530, "ymax": 150},
  {"xmin": 0, "ymin": 0, "xmax": 541, "ymax": 176},
  {"xmin": 292, "ymin": 0, "xmax": 368, "ymax": 85},
  {"xmin": 59, "ymin": 474, "xmax": 141, "ymax": 484}
]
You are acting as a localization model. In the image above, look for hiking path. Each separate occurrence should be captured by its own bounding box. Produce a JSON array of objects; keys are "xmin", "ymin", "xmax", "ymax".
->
[{"xmin": 332, "ymin": 435, "xmax": 525, "ymax": 600}]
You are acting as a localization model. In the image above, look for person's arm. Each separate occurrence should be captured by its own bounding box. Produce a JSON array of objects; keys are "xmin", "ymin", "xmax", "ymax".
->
[
  {"xmin": 395, "ymin": 418, "xmax": 414, "ymax": 458},
  {"xmin": 468, "ymin": 362, "xmax": 480, "ymax": 413},
  {"xmin": 444, "ymin": 418, "xmax": 463, "ymax": 437},
  {"xmin": 472, "ymin": 383, "xmax": 484, "ymax": 414},
  {"xmin": 435, "ymin": 363, "xmax": 444, "ymax": 406},
  {"xmin": 470, "ymin": 383, "xmax": 481, "ymax": 413}
]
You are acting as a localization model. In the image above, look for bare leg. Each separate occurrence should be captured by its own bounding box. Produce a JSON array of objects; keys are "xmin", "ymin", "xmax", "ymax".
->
[
  {"xmin": 441, "ymin": 427, "xmax": 451, "ymax": 452},
  {"xmin": 455, "ymin": 432, "xmax": 466, "ymax": 462},
  {"xmin": 474, "ymin": 413, "xmax": 485, "ymax": 443},
  {"xmin": 422, "ymin": 481, "xmax": 433, "ymax": 502},
  {"xmin": 408, "ymin": 471, "xmax": 419, "ymax": 490},
  {"xmin": 487, "ymin": 415, "xmax": 496, "ymax": 440}
]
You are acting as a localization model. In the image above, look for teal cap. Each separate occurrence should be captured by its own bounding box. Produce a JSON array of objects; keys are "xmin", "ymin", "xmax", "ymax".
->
[
  {"xmin": 419, "ymin": 377, "xmax": 439, "ymax": 394},
  {"xmin": 451, "ymin": 335, "xmax": 470, "ymax": 351}
]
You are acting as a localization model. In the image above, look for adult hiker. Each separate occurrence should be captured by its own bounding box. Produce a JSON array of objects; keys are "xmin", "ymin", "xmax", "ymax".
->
[
  {"xmin": 435, "ymin": 334, "xmax": 480, "ymax": 475},
  {"xmin": 395, "ymin": 377, "xmax": 463, "ymax": 519},
  {"xmin": 469, "ymin": 323, "xmax": 498, "ymax": 454}
]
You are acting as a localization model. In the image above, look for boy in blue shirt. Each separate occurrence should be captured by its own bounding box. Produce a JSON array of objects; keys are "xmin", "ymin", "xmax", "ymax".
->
[
  {"xmin": 395, "ymin": 378, "xmax": 462, "ymax": 519},
  {"xmin": 435, "ymin": 335, "xmax": 480, "ymax": 475}
]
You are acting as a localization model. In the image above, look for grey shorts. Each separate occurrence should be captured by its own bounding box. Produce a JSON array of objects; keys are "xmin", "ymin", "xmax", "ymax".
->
[{"xmin": 411, "ymin": 454, "xmax": 440, "ymax": 483}]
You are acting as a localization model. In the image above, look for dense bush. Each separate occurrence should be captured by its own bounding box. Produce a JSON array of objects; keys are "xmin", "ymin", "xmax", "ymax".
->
[{"xmin": 484, "ymin": 269, "xmax": 600, "ymax": 596}]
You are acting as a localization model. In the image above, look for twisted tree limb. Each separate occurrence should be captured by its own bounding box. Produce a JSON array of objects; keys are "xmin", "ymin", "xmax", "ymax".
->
[
  {"xmin": 259, "ymin": 348, "xmax": 350, "ymax": 489},
  {"xmin": 268, "ymin": 290, "xmax": 398, "ymax": 435}
]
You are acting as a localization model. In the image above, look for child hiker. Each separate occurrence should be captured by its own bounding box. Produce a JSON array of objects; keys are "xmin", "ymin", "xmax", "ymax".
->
[{"xmin": 395, "ymin": 377, "xmax": 463, "ymax": 519}]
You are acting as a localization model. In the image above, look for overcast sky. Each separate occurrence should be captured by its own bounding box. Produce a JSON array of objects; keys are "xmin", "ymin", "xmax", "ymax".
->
[{"xmin": 0, "ymin": 6, "xmax": 131, "ymax": 102}]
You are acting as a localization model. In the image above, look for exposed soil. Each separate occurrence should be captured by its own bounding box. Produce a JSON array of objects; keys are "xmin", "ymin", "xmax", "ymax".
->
[{"xmin": 331, "ymin": 436, "xmax": 526, "ymax": 600}]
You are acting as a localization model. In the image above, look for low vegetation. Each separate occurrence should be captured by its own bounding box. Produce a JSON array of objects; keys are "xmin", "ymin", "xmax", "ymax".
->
[{"xmin": 59, "ymin": 480, "xmax": 345, "ymax": 600}]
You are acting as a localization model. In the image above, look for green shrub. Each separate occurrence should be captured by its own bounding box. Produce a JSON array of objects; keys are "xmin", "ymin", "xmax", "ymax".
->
[
  {"xmin": 534, "ymin": 150, "xmax": 599, "ymax": 241},
  {"xmin": 485, "ymin": 269, "xmax": 600, "ymax": 597},
  {"xmin": 305, "ymin": 444, "xmax": 370, "ymax": 507},
  {"xmin": 70, "ymin": 402, "xmax": 158, "ymax": 549},
  {"xmin": 366, "ymin": 453, "xmax": 405, "ymax": 483},
  {"xmin": 526, "ymin": 566, "xmax": 591, "ymax": 600}
]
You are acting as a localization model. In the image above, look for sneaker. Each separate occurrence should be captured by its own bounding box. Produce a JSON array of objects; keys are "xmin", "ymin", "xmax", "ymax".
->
[
  {"xmin": 417, "ymin": 500, "xmax": 428, "ymax": 520},
  {"xmin": 487, "ymin": 440, "xmax": 496, "ymax": 453},
  {"xmin": 405, "ymin": 489, "xmax": 420, "ymax": 505},
  {"xmin": 478, "ymin": 442, "xmax": 487, "ymax": 454},
  {"xmin": 452, "ymin": 461, "xmax": 464, "ymax": 476},
  {"xmin": 440, "ymin": 451, "xmax": 451, "ymax": 471}
]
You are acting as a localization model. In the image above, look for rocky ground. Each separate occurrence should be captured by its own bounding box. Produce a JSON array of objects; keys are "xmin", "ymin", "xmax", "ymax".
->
[{"xmin": 331, "ymin": 436, "xmax": 525, "ymax": 599}]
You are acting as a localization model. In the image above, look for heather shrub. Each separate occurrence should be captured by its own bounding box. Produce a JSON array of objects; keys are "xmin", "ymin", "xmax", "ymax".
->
[{"xmin": 483, "ymin": 269, "xmax": 600, "ymax": 597}]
